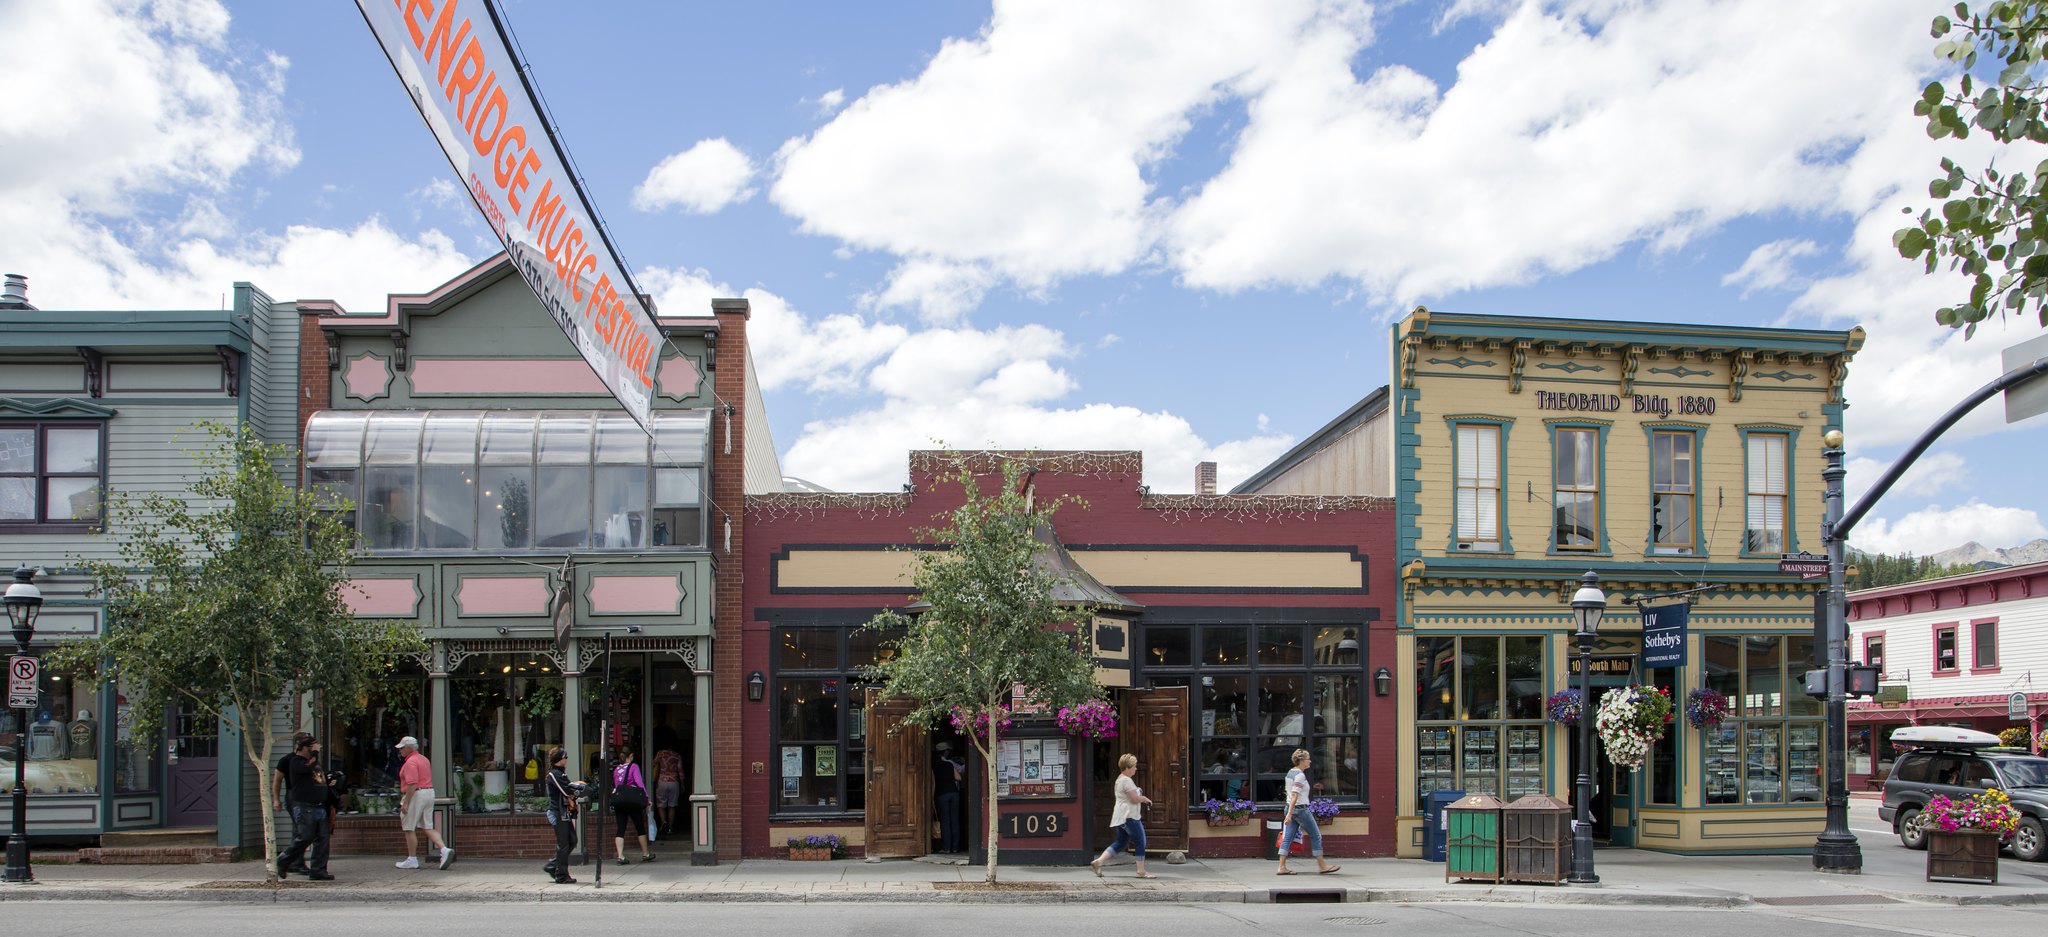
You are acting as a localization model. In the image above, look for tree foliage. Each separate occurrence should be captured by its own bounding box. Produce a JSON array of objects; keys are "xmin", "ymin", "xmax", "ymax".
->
[
  {"xmin": 862, "ymin": 457, "xmax": 1102, "ymax": 882},
  {"xmin": 1896, "ymin": 2, "xmax": 2048, "ymax": 336},
  {"xmin": 1846, "ymin": 548, "xmax": 1981, "ymax": 589},
  {"xmin": 49, "ymin": 424, "xmax": 423, "ymax": 876}
]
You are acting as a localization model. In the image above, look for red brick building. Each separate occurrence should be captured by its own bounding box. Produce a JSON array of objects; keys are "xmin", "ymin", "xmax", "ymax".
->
[{"xmin": 741, "ymin": 451, "xmax": 1398, "ymax": 862}]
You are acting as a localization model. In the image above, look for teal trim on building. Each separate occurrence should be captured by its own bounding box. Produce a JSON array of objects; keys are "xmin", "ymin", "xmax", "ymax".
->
[
  {"xmin": 1639, "ymin": 421, "xmax": 1709, "ymax": 560},
  {"xmin": 1735, "ymin": 424, "xmax": 1803, "ymax": 558},
  {"xmin": 1443, "ymin": 415, "xmax": 1515, "ymax": 555},
  {"xmin": 1542, "ymin": 417, "xmax": 1612, "ymax": 557}
]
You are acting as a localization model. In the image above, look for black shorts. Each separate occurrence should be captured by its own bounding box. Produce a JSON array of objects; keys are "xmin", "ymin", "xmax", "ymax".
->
[{"xmin": 612, "ymin": 803, "xmax": 647, "ymax": 836}]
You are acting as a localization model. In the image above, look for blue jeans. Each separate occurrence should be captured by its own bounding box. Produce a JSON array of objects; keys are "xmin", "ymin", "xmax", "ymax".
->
[
  {"xmin": 277, "ymin": 803, "xmax": 329, "ymax": 873},
  {"xmin": 1281, "ymin": 805, "xmax": 1322, "ymax": 858},
  {"xmin": 1106, "ymin": 818, "xmax": 1147, "ymax": 859}
]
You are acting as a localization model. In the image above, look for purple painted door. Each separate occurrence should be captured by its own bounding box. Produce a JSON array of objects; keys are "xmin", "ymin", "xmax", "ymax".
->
[{"xmin": 165, "ymin": 704, "xmax": 218, "ymax": 828}]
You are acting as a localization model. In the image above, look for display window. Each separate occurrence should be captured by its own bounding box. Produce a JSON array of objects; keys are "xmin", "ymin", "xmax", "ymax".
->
[
  {"xmin": 1700, "ymin": 634, "xmax": 1822, "ymax": 805},
  {"xmin": 1412, "ymin": 634, "xmax": 1545, "ymax": 809}
]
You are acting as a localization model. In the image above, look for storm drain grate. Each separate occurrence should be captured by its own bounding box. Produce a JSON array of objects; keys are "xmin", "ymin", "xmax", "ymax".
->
[
  {"xmin": 1754, "ymin": 895, "xmax": 1901, "ymax": 907},
  {"xmin": 1323, "ymin": 917, "xmax": 1387, "ymax": 926},
  {"xmin": 1271, "ymin": 889, "xmax": 1346, "ymax": 904}
]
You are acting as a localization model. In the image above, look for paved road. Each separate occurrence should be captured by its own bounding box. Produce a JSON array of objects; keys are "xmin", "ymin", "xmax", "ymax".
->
[{"xmin": 6, "ymin": 898, "xmax": 2047, "ymax": 937}]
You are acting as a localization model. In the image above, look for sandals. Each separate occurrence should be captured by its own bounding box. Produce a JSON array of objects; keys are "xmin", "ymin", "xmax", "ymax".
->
[
  {"xmin": 1090, "ymin": 857, "xmax": 1104, "ymax": 878},
  {"xmin": 1134, "ymin": 872, "xmax": 1158, "ymax": 879},
  {"xmin": 614, "ymin": 856, "xmax": 631, "ymax": 865},
  {"xmin": 1318, "ymin": 865, "xmax": 1342, "ymax": 874},
  {"xmin": 641, "ymin": 855, "xmax": 656, "ymax": 863},
  {"xmin": 1275, "ymin": 868, "xmax": 1299, "ymax": 875}
]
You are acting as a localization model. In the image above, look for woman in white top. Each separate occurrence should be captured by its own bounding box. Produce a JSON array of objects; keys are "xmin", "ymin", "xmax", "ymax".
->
[
  {"xmin": 1089, "ymin": 753, "xmax": 1157, "ymax": 879},
  {"xmin": 1276, "ymin": 748, "xmax": 1340, "ymax": 875}
]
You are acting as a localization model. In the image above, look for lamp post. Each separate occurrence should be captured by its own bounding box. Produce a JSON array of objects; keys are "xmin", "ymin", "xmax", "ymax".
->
[
  {"xmin": 1568, "ymin": 571, "xmax": 1605, "ymax": 885},
  {"xmin": 4, "ymin": 566, "xmax": 44, "ymax": 885},
  {"xmin": 1812, "ymin": 429, "xmax": 1862, "ymax": 872}
]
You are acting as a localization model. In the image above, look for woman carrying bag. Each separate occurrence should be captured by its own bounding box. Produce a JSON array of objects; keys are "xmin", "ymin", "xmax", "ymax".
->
[
  {"xmin": 609, "ymin": 749, "xmax": 655, "ymax": 863},
  {"xmin": 1275, "ymin": 748, "xmax": 1339, "ymax": 875}
]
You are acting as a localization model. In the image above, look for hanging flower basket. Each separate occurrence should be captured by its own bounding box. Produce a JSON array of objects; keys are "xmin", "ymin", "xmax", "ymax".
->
[
  {"xmin": 1684, "ymin": 688, "xmax": 1729, "ymax": 729},
  {"xmin": 1998, "ymin": 727, "xmax": 2031, "ymax": 749},
  {"xmin": 949, "ymin": 705, "xmax": 1012, "ymax": 743},
  {"xmin": 1055, "ymin": 698, "xmax": 1118, "ymax": 739},
  {"xmin": 1545, "ymin": 689, "xmax": 1584, "ymax": 726},
  {"xmin": 1594, "ymin": 684, "xmax": 1673, "ymax": 770}
]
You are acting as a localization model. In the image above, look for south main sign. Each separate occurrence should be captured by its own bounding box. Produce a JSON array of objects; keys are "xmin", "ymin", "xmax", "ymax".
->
[{"xmin": 1567, "ymin": 655, "xmax": 1636, "ymax": 677}]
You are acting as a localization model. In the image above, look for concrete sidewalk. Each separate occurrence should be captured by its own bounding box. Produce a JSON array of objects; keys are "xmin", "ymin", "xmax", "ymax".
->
[{"xmin": 3, "ymin": 843, "xmax": 2047, "ymax": 906}]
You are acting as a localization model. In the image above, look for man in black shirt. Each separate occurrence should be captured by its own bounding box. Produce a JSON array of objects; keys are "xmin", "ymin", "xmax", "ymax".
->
[
  {"xmin": 542, "ymin": 747, "xmax": 584, "ymax": 884},
  {"xmin": 274, "ymin": 733, "xmax": 334, "ymax": 881}
]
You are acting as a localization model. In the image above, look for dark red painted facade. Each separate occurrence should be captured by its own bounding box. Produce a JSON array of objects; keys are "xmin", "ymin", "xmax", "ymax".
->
[{"xmin": 742, "ymin": 451, "xmax": 1398, "ymax": 860}]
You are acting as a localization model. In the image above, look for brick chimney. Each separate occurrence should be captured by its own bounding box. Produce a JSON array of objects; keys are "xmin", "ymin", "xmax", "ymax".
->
[{"xmin": 1196, "ymin": 461, "xmax": 1217, "ymax": 495}]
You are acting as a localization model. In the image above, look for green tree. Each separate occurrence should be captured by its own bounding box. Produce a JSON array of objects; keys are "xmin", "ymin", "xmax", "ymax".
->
[
  {"xmin": 1846, "ymin": 548, "xmax": 1980, "ymax": 588},
  {"xmin": 50, "ymin": 425, "xmax": 423, "ymax": 878},
  {"xmin": 1896, "ymin": 2, "xmax": 2048, "ymax": 335},
  {"xmin": 862, "ymin": 457, "xmax": 1102, "ymax": 883}
]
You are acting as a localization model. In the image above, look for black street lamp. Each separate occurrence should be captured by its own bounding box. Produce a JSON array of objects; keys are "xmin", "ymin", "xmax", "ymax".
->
[
  {"xmin": 4, "ymin": 565, "xmax": 44, "ymax": 885},
  {"xmin": 1568, "ymin": 571, "xmax": 1605, "ymax": 885}
]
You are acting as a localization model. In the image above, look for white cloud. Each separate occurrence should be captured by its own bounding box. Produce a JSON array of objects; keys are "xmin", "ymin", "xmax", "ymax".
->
[
  {"xmin": 637, "ymin": 266, "xmax": 907, "ymax": 394},
  {"xmin": 772, "ymin": 0, "xmax": 1354, "ymax": 315},
  {"xmin": 1844, "ymin": 451, "xmax": 1968, "ymax": 508},
  {"xmin": 632, "ymin": 138, "xmax": 758, "ymax": 214},
  {"xmin": 815, "ymin": 88, "xmax": 846, "ymax": 115},
  {"xmin": 1723, "ymin": 239, "xmax": 1820, "ymax": 298},
  {"xmin": 1849, "ymin": 500, "xmax": 2048, "ymax": 555},
  {"xmin": 411, "ymin": 177, "xmax": 465, "ymax": 211},
  {"xmin": 864, "ymin": 257, "xmax": 998, "ymax": 323},
  {"xmin": 0, "ymin": 0, "xmax": 474, "ymax": 312}
]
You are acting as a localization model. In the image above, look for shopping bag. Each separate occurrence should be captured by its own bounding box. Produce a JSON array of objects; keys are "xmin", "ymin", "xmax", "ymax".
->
[{"xmin": 1274, "ymin": 829, "xmax": 1305, "ymax": 856}]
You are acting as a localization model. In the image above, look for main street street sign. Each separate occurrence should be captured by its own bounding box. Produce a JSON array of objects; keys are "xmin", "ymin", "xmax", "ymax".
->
[
  {"xmin": 7, "ymin": 655, "xmax": 38, "ymax": 709},
  {"xmin": 1778, "ymin": 551, "xmax": 1829, "ymax": 580}
]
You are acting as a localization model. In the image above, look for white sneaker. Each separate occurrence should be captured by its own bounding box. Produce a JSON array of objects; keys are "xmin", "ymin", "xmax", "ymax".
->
[
  {"xmin": 396, "ymin": 857, "xmax": 420, "ymax": 869},
  {"xmin": 438, "ymin": 847, "xmax": 454, "ymax": 870}
]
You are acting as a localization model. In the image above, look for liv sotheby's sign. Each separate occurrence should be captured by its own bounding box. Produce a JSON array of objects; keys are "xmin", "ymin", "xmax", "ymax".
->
[
  {"xmin": 356, "ymin": 0, "xmax": 664, "ymax": 432},
  {"xmin": 1640, "ymin": 603, "xmax": 1688, "ymax": 668}
]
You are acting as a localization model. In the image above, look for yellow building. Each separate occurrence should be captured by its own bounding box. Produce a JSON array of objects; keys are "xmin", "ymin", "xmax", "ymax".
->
[{"xmin": 1390, "ymin": 309, "xmax": 1864, "ymax": 855}]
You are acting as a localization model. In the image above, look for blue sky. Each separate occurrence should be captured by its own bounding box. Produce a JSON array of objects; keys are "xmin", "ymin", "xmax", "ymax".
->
[{"xmin": 4, "ymin": 0, "xmax": 2046, "ymax": 555}]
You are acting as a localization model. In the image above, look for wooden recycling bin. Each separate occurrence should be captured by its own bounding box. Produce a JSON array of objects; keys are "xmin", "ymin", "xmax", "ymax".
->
[
  {"xmin": 1500, "ymin": 793, "xmax": 1572, "ymax": 884},
  {"xmin": 1444, "ymin": 793, "xmax": 1504, "ymax": 882}
]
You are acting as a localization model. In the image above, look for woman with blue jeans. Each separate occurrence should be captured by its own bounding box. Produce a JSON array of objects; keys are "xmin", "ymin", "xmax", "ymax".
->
[
  {"xmin": 1276, "ymin": 748, "xmax": 1340, "ymax": 875},
  {"xmin": 1090, "ymin": 753, "xmax": 1157, "ymax": 878}
]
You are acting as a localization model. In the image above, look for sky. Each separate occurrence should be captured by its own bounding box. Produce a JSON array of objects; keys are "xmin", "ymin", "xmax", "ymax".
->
[{"xmin": 4, "ymin": 0, "xmax": 2047, "ymax": 556}]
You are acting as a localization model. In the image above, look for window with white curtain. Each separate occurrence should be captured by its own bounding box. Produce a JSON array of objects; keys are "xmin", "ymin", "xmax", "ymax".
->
[
  {"xmin": 1745, "ymin": 433, "xmax": 1788, "ymax": 555},
  {"xmin": 1454, "ymin": 423, "xmax": 1501, "ymax": 550}
]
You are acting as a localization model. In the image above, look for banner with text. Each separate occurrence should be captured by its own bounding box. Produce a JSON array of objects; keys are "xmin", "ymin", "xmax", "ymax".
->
[
  {"xmin": 356, "ymin": 0, "xmax": 662, "ymax": 431},
  {"xmin": 1639, "ymin": 603, "xmax": 1689, "ymax": 669}
]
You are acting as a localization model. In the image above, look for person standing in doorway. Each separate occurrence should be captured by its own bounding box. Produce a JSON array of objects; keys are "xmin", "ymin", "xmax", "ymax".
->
[
  {"xmin": 1089, "ymin": 753, "xmax": 1156, "ymax": 879},
  {"xmin": 653, "ymin": 745, "xmax": 684, "ymax": 837},
  {"xmin": 932, "ymin": 741, "xmax": 964, "ymax": 853},
  {"xmin": 394, "ymin": 736, "xmax": 453, "ymax": 869},
  {"xmin": 1275, "ymin": 748, "xmax": 1340, "ymax": 875},
  {"xmin": 273, "ymin": 733, "xmax": 333, "ymax": 881},
  {"xmin": 610, "ymin": 748, "xmax": 654, "ymax": 863},
  {"xmin": 542, "ymin": 747, "xmax": 583, "ymax": 883}
]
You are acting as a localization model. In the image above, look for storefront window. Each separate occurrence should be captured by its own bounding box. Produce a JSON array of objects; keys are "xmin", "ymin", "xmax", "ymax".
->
[
  {"xmin": 1645, "ymin": 665, "xmax": 1678, "ymax": 805},
  {"xmin": 769, "ymin": 624, "xmax": 901, "ymax": 815},
  {"xmin": 112, "ymin": 681, "xmax": 156, "ymax": 793},
  {"xmin": 1702, "ymin": 634, "xmax": 1824, "ymax": 804},
  {"xmin": 1149, "ymin": 623, "xmax": 1367, "ymax": 805},
  {"xmin": 450, "ymin": 653, "xmax": 565, "ymax": 814},
  {"xmin": 1, "ymin": 660, "xmax": 101, "ymax": 795},
  {"xmin": 1413, "ymin": 635, "xmax": 1547, "ymax": 809},
  {"xmin": 328, "ymin": 664, "xmax": 429, "ymax": 813}
]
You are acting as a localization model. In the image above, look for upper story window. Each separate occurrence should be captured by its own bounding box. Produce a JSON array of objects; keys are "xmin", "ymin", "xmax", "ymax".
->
[
  {"xmin": 1552, "ymin": 427, "xmax": 1600, "ymax": 550},
  {"xmin": 1649, "ymin": 430, "xmax": 1696, "ymax": 554},
  {"xmin": 1972, "ymin": 619, "xmax": 1998, "ymax": 670},
  {"xmin": 0, "ymin": 421, "xmax": 104, "ymax": 528},
  {"xmin": 1862, "ymin": 634, "xmax": 1884, "ymax": 678},
  {"xmin": 1744, "ymin": 432, "xmax": 1789, "ymax": 555},
  {"xmin": 305, "ymin": 410, "xmax": 708, "ymax": 553},
  {"xmin": 1934, "ymin": 625, "xmax": 1958, "ymax": 673},
  {"xmin": 1454, "ymin": 423, "xmax": 1501, "ymax": 551}
]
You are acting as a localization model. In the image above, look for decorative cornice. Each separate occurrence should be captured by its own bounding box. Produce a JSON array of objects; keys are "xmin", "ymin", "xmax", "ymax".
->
[
  {"xmin": 0, "ymin": 397, "xmax": 118, "ymax": 419},
  {"xmin": 1140, "ymin": 493, "xmax": 1395, "ymax": 524}
]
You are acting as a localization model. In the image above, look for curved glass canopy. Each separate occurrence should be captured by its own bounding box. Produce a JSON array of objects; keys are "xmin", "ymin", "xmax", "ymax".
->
[{"xmin": 305, "ymin": 410, "xmax": 708, "ymax": 553}]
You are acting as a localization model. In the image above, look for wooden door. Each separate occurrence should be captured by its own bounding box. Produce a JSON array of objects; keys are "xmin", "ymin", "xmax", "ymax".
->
[
  {"xmin": 1126, "ymin": 687, "xmax": 1189, "ymax": 852},
  {"xmin": 863, "ymin": 691, "xmax": 931, "ymax": 858},
  {"xmin": 165, "ymin": 703, "xmax": 218, "ymax": 828}
]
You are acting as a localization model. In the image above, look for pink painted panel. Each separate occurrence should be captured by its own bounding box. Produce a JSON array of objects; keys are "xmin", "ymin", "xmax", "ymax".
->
[
  {"xmin": 411, "ymin": 359, "xmax": 607, "ymax": 395},
  {"xmin": 344, "ymin": 352, "xmax": 392, "ymax": 401},
  {"xmin": 342, "ymin": 577, "xmax": 419, "ymax": 617},
  {"xmin": 455, "ymin": 576, "xmax": 553, "ymax": 615},
  {"xmin": 587, "ymin": 574, "xmax": 683, "ymax": 615},
  {"xmin": 659, "ymin": 355, "xmax": 702, "ymax": 400}
]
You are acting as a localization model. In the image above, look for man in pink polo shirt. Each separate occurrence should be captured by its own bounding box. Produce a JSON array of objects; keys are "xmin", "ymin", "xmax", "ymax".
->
[{"xmin": 394, "ymin": 736, "xmax": 452, "ymax": 869}]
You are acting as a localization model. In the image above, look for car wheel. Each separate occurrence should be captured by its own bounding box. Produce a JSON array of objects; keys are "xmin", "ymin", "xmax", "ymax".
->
[
  {"xmin": 2014, "ymin": 816, "xmax": 2047, "ymax": 863},
  {"xmin": 1897, "ymin": 807, "xmax": 1928, "ymax": 850}
]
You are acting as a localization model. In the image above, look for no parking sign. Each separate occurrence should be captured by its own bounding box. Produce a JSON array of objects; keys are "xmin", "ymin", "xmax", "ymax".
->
[{"xmin": 7, "ymin": 655, "xmax": 37, "ymax": 709}]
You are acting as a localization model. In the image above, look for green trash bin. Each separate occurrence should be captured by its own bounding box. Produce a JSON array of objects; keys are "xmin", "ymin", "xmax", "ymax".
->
[{"xmin": 1445, "ymin": 793, "xmax": 1503, "ymax": 882}]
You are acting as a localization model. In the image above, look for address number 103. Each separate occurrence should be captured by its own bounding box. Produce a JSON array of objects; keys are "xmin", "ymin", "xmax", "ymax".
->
[{"xmin": 1000, "ymin": 811, "xmax": 1065, "ymax": 837}]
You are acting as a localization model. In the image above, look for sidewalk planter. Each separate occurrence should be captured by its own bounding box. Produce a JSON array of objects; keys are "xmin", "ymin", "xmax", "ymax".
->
[
  {"xmin": 1205, "ymin": 817, "xmax": 1251, "ymax": 828},
  {"xmin": 1926, "ymin": 830, "xmax": 1999, "ymax": 885},
  {"xmin": 788, "ymin": 847, "xmax": 834, "ymax": 861},
  {"xmin": 1444, "ymin": 793, "xmax": 1504, "ymax": 883}
]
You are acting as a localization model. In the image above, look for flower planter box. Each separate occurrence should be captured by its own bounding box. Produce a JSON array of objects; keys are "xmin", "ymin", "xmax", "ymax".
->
[
  {"xmin": 1205, "ymin": 817, "xmax": 1251, "ymax": 828},
  {"xmin": 1926, "ymin": 829, "xmax": 1999, "ymax": 885},
  {"xmin": 789, "ymin": 847, "xmax": 835, "ymax": 861}
]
